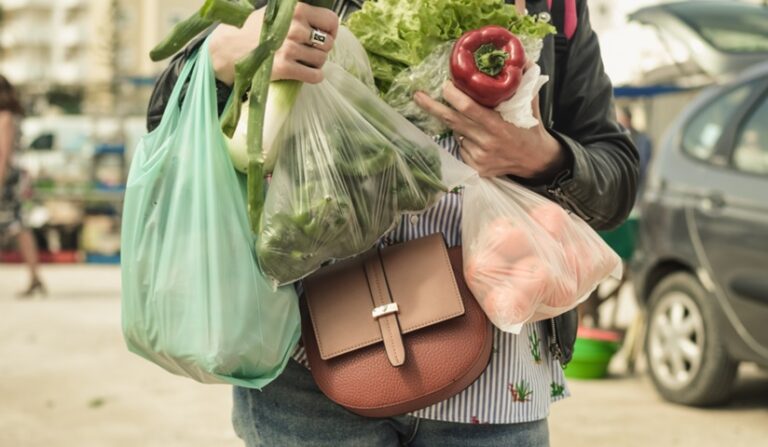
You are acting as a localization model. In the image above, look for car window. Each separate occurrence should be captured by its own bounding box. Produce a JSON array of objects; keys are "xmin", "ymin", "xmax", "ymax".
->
[
  {"xmin": 732, "ymin": 96, "xmax": 768, "ymax": 176},
  {"xmin": 682, "ymin": 84, "xmax": 753, "ymax": 162}
]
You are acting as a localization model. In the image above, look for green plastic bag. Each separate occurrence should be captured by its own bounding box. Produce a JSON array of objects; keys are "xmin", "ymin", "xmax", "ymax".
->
[{"xmin": 120, "ymin": 39, "xmax": 300, "ymax": 389}]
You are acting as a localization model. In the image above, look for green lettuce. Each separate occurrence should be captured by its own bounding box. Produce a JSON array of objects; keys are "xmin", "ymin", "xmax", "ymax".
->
[{"xmin": 346, "ymin": 0, "xmax": 555, "ymax": 92}]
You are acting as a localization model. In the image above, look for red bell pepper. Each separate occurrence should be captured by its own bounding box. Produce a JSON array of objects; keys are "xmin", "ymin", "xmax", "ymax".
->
[{"xmin": 450, "ymin": 26, "xmax": 526, "ymax": 108}]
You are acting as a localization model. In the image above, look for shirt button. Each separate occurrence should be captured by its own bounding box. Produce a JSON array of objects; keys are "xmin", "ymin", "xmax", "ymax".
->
[{"xmin": 410, "ymin": 215, "xmax": 420, "ymax": 225}]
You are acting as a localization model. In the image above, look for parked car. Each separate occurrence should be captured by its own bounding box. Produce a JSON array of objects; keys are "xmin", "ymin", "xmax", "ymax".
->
[
  {"xmin": 632, "ymin": 61, "xmax": 768, "ymax": 406},
  {"xmin": 628, "ymin": 1, "xmax": 768, "ymax": 87}
]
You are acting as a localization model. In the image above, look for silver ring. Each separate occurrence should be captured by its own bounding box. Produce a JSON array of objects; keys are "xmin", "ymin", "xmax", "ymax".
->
[
  {"xmin": 309, "ymin": 28, "xmax": 328, "ymax": 47},
  {"xmin": 457, "ymin": 135, "xmax": 466, "ymax": 145}
]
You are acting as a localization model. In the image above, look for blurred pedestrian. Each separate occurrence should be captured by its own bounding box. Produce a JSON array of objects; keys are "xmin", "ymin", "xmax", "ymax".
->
[
  {"xmin": 0, "ymin": 75, "xmax": 46, "ymax": 298},
  {"xmin": 618, "ymin": 107, "xmax": 652, "ymax": 198}
]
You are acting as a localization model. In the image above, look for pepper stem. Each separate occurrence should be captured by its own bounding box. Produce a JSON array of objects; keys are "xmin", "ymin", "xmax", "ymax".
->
[{"xmin": 474, "ymin": 44, "xmax": 510, "ymax": 77}]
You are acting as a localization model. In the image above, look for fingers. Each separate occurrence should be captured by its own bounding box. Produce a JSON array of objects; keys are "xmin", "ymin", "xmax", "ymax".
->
[
  {"xmin": 442, "ymin": 82, "xmax": 500, "ymax": 125},
  {"xmin": 295, "ymin": 3, "xmax": 340, "ymax": 38},
  {"xmin": 278, "ymin": 40, "xmax": 328, "ymax": 68},
  {"xmin": 458, "ymin": 138, "xmax": 484, "ymax": 173},
  {"xmin": 287, "ymin": 22, "xmax": 336, "ymax": 53},
  {"xmin": 275, "ymin": 61, "xmax": 324, "ymax": 84},
  {"xmin": 413, "ymin": 92, "xmax": 480, "ymax": 137},
  {"xmin": 275, "ymin": 4, "xmax": 339, "ymax": 84},
  {"xmin": 459, "ymin": 141, "xmax": 503, "ymax": 178}
]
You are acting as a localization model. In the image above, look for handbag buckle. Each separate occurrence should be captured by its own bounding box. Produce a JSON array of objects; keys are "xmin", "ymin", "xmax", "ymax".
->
[{"xmin": 372, "ymin": 303, "xmax": 399, "ymax": 320}]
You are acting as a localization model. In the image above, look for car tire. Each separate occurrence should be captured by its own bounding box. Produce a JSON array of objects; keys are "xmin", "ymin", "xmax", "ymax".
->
[{"xmin": 645, "ymin": 272, "xmax": 738, "ymax": 406}]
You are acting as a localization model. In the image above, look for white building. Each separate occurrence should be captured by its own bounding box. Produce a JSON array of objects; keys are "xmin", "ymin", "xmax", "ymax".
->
[
  {"xmin": 0, "ymin": 0, "xmax": 92, "ymax": 83},
  {"xmin": 0, "ymin": 0, "xmax": 198, "ymax": 115}
]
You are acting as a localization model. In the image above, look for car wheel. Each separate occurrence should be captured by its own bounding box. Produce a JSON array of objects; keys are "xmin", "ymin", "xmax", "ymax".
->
[{"xmin": 645, "ymin": 272, "xmax": 738, "ymax": 406}]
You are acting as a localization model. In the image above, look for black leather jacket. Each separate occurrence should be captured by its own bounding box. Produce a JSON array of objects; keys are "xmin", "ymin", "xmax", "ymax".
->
[{"xmin": 145, "ymin": 0, "xmax": 639, "ymax": 365}]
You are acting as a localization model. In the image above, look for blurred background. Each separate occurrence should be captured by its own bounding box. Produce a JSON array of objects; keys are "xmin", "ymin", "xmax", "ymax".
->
[{"xmin": 1, "ymin": 1, "xmax": 767, "ymax": 446}]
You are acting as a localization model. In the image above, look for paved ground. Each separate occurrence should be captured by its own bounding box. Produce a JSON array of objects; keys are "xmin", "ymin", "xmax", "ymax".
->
[{"xmin": 1, "ymin": 265, "xmax": 766, "ymax": 447}]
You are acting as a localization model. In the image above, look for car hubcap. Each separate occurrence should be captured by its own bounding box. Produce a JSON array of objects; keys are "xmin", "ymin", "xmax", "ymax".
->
[{"xmin": 648, "ymin": 291, "xmax": 705, "ymax": 390}]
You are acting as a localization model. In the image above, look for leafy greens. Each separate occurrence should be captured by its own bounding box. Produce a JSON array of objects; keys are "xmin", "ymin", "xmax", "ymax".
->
[{"xmin": 346, "ymin": 0, "xmax": 555, "ymax": 92}]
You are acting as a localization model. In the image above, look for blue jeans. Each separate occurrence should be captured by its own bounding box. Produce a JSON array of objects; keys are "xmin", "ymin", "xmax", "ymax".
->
[{"xmin": 232, "ymin": 360, "xmax": 550, "ymax": 447}]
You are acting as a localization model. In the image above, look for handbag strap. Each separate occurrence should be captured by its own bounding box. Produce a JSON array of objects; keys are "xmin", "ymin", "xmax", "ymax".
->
[{"xmin": 364, "ymin": 253, "xmax": 406, "ymax": 367}]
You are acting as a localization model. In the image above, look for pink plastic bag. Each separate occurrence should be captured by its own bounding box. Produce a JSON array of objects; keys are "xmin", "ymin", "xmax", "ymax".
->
[{"xmin": 462, "ymin": 177, "xmax": 622, "ymax": 333}]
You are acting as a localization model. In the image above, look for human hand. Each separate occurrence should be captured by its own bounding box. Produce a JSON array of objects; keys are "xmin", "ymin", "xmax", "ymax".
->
[
  {"xmin": 414, "ymin": 82, "xmax": 566, "ymax": 179},
  {"xmin": 210, "ymin": 3, "xmax": 339, "ymax": 85}
]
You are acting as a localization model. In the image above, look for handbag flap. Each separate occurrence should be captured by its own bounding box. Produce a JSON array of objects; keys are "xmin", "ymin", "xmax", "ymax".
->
[{"xmin": 303, "ymin": 233, "xmax": 465, "ymax": 360}]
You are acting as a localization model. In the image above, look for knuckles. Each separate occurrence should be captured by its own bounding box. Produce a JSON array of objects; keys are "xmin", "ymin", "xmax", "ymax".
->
[
  {"xmin": 306, "ymin": 70, "xmax": 324, "ymax": 84},
  {"xmin": 455, "ymin": 99, "xmax": 475, "ymax": 115},
  {"xmin": 287, "ymin": 22, "xmax": 307, "ymax": 42},
  {"xmin": 293, "ymin": 3, "xmax": 308, "ymax": 20},
  {"xmin": 282, "ymin": 41, "xmax": 301, "ymax": 60},
  {"xmin": 440, "ymin": 112, "xmax": 457, "ymax": 127}
]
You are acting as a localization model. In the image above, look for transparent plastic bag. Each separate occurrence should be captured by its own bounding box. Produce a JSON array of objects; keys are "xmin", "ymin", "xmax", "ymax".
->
[
  {"xmin": 328, "ymin": 25, "xmax": 377, "ymax": 90},
  {"xmin": 383, "ymin": 42, "xmax": 454, "ymax": 136},
  {"xmin": 257, "ymin": 61, "xmax": 473, "ymax": 285},
  {"xmin": 383, "ymin": 36, "xmax": 545, "ymax": 136},
  {"xmin": 462, "ymin": 177, "xmax": 622, "ymax": 334},
  {"xmin": 121, "ymin": 40, "xmax": 300, "ymax": 388},
  {"xmin": 226, "ymin": 26, "xmax": 375, "ymax": 174}
]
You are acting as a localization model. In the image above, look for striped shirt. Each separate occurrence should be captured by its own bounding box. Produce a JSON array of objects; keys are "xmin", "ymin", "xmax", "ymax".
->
[{"xmin": 294, "ymin": 137, "xmax": 569, "ymax": 424}]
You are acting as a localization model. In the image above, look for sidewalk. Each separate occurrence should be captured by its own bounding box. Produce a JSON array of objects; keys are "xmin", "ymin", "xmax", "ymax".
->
[{"xmin": 1, "ymin": 265, "xmax": 766, "ymax": 447}]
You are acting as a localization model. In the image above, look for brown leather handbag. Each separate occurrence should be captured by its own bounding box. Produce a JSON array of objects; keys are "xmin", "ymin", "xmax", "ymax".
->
[{"xmin": 301, "ymin": 233, "xmax": 493, "ymax": 418}]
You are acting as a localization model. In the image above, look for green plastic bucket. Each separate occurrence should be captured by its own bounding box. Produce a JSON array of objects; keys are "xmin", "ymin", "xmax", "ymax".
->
[{"xmin": 564, "ymin": 329, "xmax": 621, "ymax": 379}]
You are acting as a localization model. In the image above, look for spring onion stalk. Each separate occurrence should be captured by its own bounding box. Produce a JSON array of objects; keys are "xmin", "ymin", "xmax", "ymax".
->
[
  {"xmin": 225, "ymin": 0, "xmax": 334, "ymax": 173},
  {"xmin": 200, "ymin": 0, "xmax": 254, "ymax": 27},
  {"xmin": 150, "ymin": 0, "xmax": 333, "ymax": 233},
  {"xmin": 149, "ymin": 0, "xmax": 256, "ymax": 62},
  {"xmin": 241, "ymin": 0, "xmax": 300, "ymax": 233},
  {"xmin": 226, "ymin": 80, "xmax": 302, "ymax": 173},
  {"xmin": 149, "ymin": 10, "xmax": 214, "ymax": 62},
  {"xmin": 244, "ymin": 0, "xmax": 333, "ymax": 234}
]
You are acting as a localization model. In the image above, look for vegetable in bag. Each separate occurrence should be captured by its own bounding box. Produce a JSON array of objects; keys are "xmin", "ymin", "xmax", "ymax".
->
[
  {"xmin": 257, "ymin": 59, "xmax": 471, "ymax": 285},
  {"xmin": 462, "ymin": 177, "xmax": 621, "ymax": 334},
  {"xmin": 226, "ymin": 25, "xmax": 375, "ymax": 174},
  {"xmin": 348, "ymin": 1, "xmax": 553, "ymax": 135},
  {"xmin": 346, "ymin": 0, "xmax": 554, "ymax": 92},
  {"xmin": 121, "ymin": 41, "xmax": 300, "ymax": 388},
  {"xmin": 149, "ymin": 0, "xmax": 336, "ymax": 235}
]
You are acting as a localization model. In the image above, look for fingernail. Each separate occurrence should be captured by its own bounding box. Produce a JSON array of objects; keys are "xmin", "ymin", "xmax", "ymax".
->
[{"xmin": 413, "ymin": 91, "xmax": 424, "ymax": 102}]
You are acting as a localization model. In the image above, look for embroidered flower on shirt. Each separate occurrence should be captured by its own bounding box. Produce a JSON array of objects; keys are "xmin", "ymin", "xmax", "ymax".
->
[
  {"xmin": 529, "ymin": 329, "xmax": 542, "ymax": 363},
  {"xmin": 551, "ymin": 382, "xmax": 566, "ymax": 398},
  {"xmin": 509, "ymin": 381, "xmax": 533, "ymax": 402}
]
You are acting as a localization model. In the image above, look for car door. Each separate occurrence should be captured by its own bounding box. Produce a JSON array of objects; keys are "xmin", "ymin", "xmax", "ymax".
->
[{"xmin": 686, "ymin": 80, "xmax": 768, "ymax": 356}]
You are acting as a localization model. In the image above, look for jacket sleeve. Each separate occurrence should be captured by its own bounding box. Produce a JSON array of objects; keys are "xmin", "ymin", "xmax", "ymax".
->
[{"xmin": 544, "ymin": 0, "xmax": 639, "ymax": 231}]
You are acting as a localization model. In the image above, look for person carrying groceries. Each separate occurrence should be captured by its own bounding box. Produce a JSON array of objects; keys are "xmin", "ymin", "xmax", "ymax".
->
[{"xmin": 147, "ymin": 0, "xmax": 638, "ymax": 445}]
